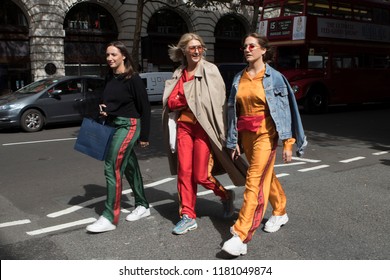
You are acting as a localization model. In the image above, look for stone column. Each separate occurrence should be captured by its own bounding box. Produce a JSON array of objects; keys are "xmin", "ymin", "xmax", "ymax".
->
[{"xmin": 29, "ymin": 3, "xmax": 66, "ymax": 81}]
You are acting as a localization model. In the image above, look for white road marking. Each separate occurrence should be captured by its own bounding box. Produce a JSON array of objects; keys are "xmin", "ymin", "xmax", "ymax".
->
[
  {"xmin": 275, "ymin": 162, "xmax": 306, "ymax": 167},
  {"xmin": 26, "ymin": 218, "xmax": 96, "ymax": 236},
  {"xmin": 373, "ymin": 151, "xmax": 388, "ymax": 155},
  {"xmin": 2, "ymin": 138, "xmax": 76, "ymax": 146},
  {"xmin": 276, "ymin": 173, "xmax": 290, "ymax": 178},
  {"xmin": 292, "ymin": 157, "xmax": 322, "ymax": 163},
  {"xmin": 339, "ymin": 156, "xmax": 366, "ymax": 163},
  {"xmin": 298, "ymin": 165, "xmax": 329, "ymax": 172},
  {"xmin": 0, "ymin": 219, "xmax": 31, "ymax": 228}
]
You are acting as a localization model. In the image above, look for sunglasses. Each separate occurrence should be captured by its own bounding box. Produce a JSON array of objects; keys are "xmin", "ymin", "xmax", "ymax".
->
[
  {"xmin": 240, "ymin": 44, "xmax": 260, "ymax": 52},
  {"xmin": 188, "ymin": 45, "xmax": 204, "ymax": 53}
]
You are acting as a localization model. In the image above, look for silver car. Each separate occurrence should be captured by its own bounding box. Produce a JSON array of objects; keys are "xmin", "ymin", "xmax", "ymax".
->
[{"xmin": 0, "ymin": 76, "xmax": 104, "ymax": 132}]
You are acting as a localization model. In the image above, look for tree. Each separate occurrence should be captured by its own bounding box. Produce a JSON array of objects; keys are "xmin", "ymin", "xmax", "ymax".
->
[{"xmin": 129, "ymin": 0, "xmax": 262, "ymax": 69}]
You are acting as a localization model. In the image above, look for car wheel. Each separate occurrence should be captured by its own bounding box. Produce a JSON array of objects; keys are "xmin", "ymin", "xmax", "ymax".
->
[{"xmin": 21, "ymin": 109, "xmax": 45, "ymax": 132}]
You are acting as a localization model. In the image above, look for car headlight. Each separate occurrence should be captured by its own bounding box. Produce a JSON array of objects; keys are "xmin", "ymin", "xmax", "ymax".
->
[{"xmin": 0, "ymin": 104, "xmax": 23, "ymax": 110}]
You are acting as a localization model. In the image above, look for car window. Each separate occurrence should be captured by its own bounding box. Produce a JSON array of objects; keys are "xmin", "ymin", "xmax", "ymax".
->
[
  {"xmin": 16, "ymin": 79, "xmax": 56, "ymax": 94},
  {"xmin": 86, "ymin": 78, "xmax": 105, "ymax": 92},
  {"xmin": 52, "ymin": 79, "xmax": 82, "ymax": 94}
]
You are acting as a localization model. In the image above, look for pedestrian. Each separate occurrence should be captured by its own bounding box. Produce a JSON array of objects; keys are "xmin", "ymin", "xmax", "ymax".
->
[
  {"xmin": 221, "ymin": 33, "xmax": 307, "ymax": 256},
  {"xmin": 86, "ymin": 41, "xmax": 151, "ymax": 233},
  {"xmin": 162, "ymin": 33, "xmax": 247, "ymax": 235}
]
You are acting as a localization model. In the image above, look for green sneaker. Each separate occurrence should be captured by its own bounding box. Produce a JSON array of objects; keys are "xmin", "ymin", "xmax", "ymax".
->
[{"xmin": 172, "ymin": 214, "xmax": 197, "ymax": 235}]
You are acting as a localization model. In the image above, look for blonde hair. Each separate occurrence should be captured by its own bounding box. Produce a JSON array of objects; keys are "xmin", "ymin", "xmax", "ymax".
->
[{"xmin": 168, "ymin": 33, "xmax": 207, "ymax": 66}]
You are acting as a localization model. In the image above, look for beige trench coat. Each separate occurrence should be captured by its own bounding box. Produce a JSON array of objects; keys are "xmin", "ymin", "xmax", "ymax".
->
[{"xmin": 162, "ymin": 59, "xmax": 247, "ymax": 186}]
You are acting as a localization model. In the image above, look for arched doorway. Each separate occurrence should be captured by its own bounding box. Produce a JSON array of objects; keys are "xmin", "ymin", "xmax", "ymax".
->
[
  {"xmin": 0, "ymin": 0, "xmax": 29, "ymax": 94},
  {"xmin": 142, "ymin": 9, "xmax": 188, "ymax": 72},
  {"xmin": 214, "ymin": 15, "xmax": 247, "ymax": 63},
  {"xmin": 63, "ymin": 3, "xmax": 118, "ymax": 77}
]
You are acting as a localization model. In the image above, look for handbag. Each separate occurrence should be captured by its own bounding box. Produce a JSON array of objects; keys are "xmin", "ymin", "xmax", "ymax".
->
[
  {"xmin": 74, "ymin": 118, "xmax": 115, "ymax": 161},
  {"xmin": 168, "ymin": 111, "xmax": 178, "ymax": 153}
]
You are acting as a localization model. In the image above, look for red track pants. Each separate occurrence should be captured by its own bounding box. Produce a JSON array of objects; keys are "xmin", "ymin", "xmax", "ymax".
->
[{"xmin": 176, "ymin": 121, "xmax": 229, "ymax": 219}]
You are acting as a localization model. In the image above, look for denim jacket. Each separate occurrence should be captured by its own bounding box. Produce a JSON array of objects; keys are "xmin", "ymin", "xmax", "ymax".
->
[{"xmin": 226, "ymin": 64, "xmax": 307, "ymax": 156}]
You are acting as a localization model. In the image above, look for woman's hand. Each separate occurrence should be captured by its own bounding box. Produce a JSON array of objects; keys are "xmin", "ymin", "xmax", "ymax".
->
[
  {"xmin": 282, "ymin": 149, "xmax": 292, "ymax": 163},
  {"xmin": 230, "ymin": 144, "xmax": 241, "ymax": 160},
  {"xmin": 99, "ymin": 104, "xmax": 108, "ymax": 117},
  {"xmin": 139, "ymin": 141, "xmax": 149, "ymax": 148}
]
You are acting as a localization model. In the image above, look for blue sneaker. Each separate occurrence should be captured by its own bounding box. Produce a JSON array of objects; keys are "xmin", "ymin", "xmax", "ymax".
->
[{"xmin": 172, "ymin": 214, "xmax": 197, "ymax": 235}]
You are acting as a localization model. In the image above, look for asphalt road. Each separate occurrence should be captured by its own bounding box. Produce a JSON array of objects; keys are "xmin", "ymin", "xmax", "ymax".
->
[{"xmin": 0, "ymin": 103, "xmax": 389, "ymax": 265}]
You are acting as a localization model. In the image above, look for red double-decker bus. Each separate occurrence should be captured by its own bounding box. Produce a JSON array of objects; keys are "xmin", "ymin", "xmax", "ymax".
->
[{"xmin": 259, "ymin": 0, "xmax": 390, "ymax": 113}]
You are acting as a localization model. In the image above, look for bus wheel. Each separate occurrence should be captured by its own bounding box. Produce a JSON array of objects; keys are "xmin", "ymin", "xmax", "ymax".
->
[
  {"xmin": 303, "ymin": 89, "xmax": 328, "ymax": 114},
  {"xmin": 21, "ymin": 109, "xmax": 45, "ymax": 132}
]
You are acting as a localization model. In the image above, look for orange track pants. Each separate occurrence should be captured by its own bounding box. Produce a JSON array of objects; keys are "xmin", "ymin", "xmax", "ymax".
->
[{"xmin": 232, "ymin": 128, "xmax": 287, "ymax": 243}]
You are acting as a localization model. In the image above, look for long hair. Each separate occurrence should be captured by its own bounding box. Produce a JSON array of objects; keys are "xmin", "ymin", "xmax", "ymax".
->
[
  {"xmin": 243, "ymin": 33, "xmax": 275, "ymax": 63},
  {"xmin": 168, "ymin": 33, "xmax": 207, "ymax": 66},
  {"xmin": 106, "ymin": 41, "xmax": 136, "ymax": 79}
]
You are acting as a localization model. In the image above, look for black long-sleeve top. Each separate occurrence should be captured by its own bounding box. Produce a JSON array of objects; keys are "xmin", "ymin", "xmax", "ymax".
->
[{"xmin": 103, "ymin": 73, "xmax": 151, "ymax": 142}]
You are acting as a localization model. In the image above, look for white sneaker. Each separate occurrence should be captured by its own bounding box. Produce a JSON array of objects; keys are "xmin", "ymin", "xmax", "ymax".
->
[
  {"xmin": 222, "ymin": 235, "xmax": 247, "ymax": 256},
  {"xmin": 264, "ymin": 213, "xmax": 289, "ymax": 233},
  {"xmin": 86, "ymin": 216, "xmax": 116, "ymax": 233},
  {"xmin": 126, "ymin": 205, "xmax": 150, "ymax": 221}
]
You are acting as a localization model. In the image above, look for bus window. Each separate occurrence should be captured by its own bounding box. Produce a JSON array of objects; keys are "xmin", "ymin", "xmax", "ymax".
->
[
  {"xmin": 284, "ymin": 0, "xmax": 304, "ymax": 16},
  {"xmin": 369, "ymin": 54, "xmax": 390, "ymax": 69},
  {"xmin": 372, "ymin": 7, "xmax": 390, "ymax": 24},
  {"xmin": 277, "ymin": 47, "xmax": 301, "ymax": 69},
  {"xmin": 263, "ymin": 3, "xmax": 281, "ymax": 19},
  {"xmin": 331, "ymin": 2, "xmax": 352, "ymax": 19},
  {"xmin": 308, "ymin": 55, "xmax": 325, "ymax": 69},
  {"xmin": 353, "ymin": 6, "xmax": 371, "ymax": 21},
  {"xmin": 307, "ymin": 0, "xmax": 330, "ymax": 16}
]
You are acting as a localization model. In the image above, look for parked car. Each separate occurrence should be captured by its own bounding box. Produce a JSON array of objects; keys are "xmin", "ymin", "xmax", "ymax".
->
[
  {"xmin": 217, "ymin": 63, "xmax": 247, "ymax": 97},
  {"xmin": 0, "ymin": 76, "xmax": 105, "ymax": 132},
  {"xmin": 139, "ymin": 72, "xmax": 172, "ymax": 103}
]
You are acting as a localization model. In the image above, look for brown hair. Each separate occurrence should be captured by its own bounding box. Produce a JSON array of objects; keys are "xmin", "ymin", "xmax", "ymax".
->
[
  {"xmin": 168, "ymin": 33, "xmax": 207, "ymax": 66},
  {"xmin": 106, "ymin": 41, "xmax": 136, "ymax": 79},
  {"xmin": 243, "ymin": 33, "xmax": 275, "ymax": 63}
]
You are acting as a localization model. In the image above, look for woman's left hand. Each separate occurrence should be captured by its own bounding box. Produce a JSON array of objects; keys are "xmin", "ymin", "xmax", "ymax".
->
[
  {"xmin": 282, "ymin": 149, "xmax": 292, "ymax": 163},
  {"xmin": 139, "ymin": 141, "xmax": 149, "ymax": 148}
]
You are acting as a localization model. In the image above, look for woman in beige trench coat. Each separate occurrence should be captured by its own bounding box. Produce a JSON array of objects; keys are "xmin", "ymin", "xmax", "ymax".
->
[{"xmin": 162, "ymin": 33, "xmax": 247, "ymax": 235}]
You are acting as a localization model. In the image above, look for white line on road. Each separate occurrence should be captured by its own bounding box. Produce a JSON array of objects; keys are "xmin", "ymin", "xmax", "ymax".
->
[
  {"xmin": 298, "ymin": 165, "xmax": 329, "ymax": 172},
  {"xmin": 275, "ymin": 162, "xmax": 306, "ymax": 167},
  {"xmin": 26, "ymin": 218, "xmax": 96, "ymax": 236},
  {"xmin": 196, "ymin": 185, "xmax": 237, "ymax": 197},
  {"xmin": 2, "ymin": 138, "xmax": 76, "ymax": 146},
  {"xmin": 339, "ymin": 156, "xmax": 366, "ymax": 163},
  {"xmin": 373, "ymin": 151, "xmax": 389, "ymax": 155},
  {"xmin": 276, "ymin": 173, "xmax": 290, "ymax": 178},
  {"xmin": 292, "ymin": 157, "xmax": 322, "ymax": 163},
  {"xmin": 0, "ymin": 219, "xmax": 31, "ymax": 228}
]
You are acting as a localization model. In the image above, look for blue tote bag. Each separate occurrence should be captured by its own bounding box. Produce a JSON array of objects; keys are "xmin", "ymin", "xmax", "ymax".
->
[{"xmin": 74, "ymin": 118, "xmax": 115, "ymax": 161}]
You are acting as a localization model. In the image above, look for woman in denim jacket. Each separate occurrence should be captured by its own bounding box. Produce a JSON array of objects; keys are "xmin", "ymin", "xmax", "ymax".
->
[{"xmin": 222, "ymin": 33, "xmax": 307, "ymax": 256}]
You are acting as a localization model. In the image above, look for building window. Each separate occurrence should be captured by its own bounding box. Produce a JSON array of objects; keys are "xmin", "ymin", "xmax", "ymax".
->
[
  {"xmin": 214, "ymin": 15, "xmax": 246, "ymax": 63},
  {"xmin": 64, "ymin": 3, "xmax": 118, "ymax": 76}
]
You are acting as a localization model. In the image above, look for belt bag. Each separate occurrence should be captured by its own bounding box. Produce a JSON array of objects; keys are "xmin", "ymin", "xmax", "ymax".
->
[
  {"xmin": 237, "ymin": 115, "xmax": 265, "ymax": 132},
  {"xmin": 74, "ymin": 118, "xmax": 115, "ymax": 161}
]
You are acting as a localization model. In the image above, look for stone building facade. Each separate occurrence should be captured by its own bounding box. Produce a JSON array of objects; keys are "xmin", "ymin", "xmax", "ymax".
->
[{"xmin": 1, "ymin": 0, "xmax": 256, "ymax": 93}]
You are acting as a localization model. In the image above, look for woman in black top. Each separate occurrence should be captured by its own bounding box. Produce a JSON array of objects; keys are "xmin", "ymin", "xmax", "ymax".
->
[{"xmin": 86, "ymin": 41, "xmax": 151, "ymax": 233}]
